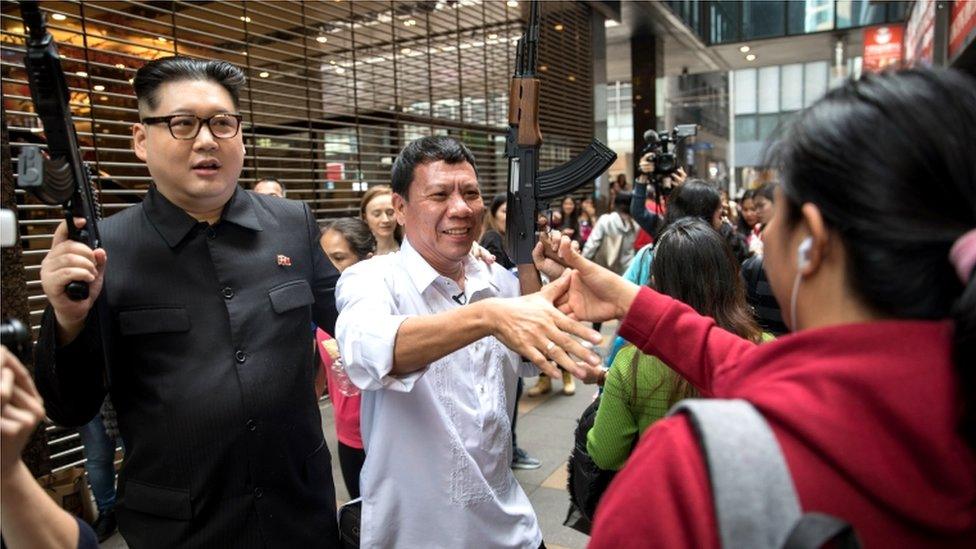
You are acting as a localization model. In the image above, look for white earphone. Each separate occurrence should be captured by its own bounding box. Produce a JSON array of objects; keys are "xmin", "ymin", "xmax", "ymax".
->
[{"xmin": 797, "ymin": 237, "xmax": 813, "ymax": 269}]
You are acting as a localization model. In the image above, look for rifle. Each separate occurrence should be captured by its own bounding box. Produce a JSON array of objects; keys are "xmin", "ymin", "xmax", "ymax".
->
[
  {"xmin": 505, "ymin": 0, "xmax": 617, "ymax": 292},
  {"xmin": 16, "ymin": 0, "xmax": 102, "ymax": 300}
]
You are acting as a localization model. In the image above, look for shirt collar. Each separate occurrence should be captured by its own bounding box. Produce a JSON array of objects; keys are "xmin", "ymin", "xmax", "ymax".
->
[
  {"xmin": 143, "ymin": 184, "xmax": 262, "ymax": 248},
  {"xmin": 399, "ymin": 238, "xmax": 500, "ymax": 297}
]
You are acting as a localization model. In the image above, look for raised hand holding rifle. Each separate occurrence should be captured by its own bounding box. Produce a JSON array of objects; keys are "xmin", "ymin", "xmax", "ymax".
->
[
  {"xmin": 505, "ymin": 0, "xmax": 617, "ymax": 293},
  {"xmin": 17, "ymin": 1, "xmax": 107, "ymax": 345}
]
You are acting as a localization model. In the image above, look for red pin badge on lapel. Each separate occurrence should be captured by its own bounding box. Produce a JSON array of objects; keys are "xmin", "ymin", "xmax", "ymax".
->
[{"xmin": 277, "ymin": 254, "xmax": 292, "ymax": 267}]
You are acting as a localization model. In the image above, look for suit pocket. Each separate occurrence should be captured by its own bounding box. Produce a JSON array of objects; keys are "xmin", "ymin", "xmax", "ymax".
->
[
  {"xmin": 120, "ymin": 478, "xmax": 192, "ymax": 520},
  {"xmin": 268, "ymin": 279, "xmax": 314, "ymax": 314},
  {"xmin": 118, "ymin": 307, "xmax": 190, "ymax": 335}
]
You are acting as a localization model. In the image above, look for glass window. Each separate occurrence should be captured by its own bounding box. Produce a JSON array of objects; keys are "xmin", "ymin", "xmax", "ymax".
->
[
  {"xmin": 803, "ymin": 61, "xmax": 829, "ymax": 107},
  {"xmin": 887, "ymin": 1, "xmax": 910, "ymax": 22},
  {"xmin": 742, "ymin": 1, "xmax": 785, "ymax": 40},
  {"xmin": 757, "ymin": 66, "xmax": 780, "ymax": 113},
  {"xmin": 780, "ymin": 63, "xmax": 804, "ymax": 111},
  {"xmin": 788, "ymin": 0, "xmax": 835, "ymax": 34},
  {"xmin": 836, "ymin": 0, "xmax": 886, "ymax": 29},
  {"xmin": 734, "ymin": 68, "xmax": 757, "ymax": 115},
  {"xmin": 735, "ymin": 115, "xmax": 757, "ymax": 142},
  {"xmin": 757, "ymin": 113, "xmax": 781, "ymax": 141},
  {"xmin": 710, "ymin": 1, "xmax": 739, "ymax": 44}
]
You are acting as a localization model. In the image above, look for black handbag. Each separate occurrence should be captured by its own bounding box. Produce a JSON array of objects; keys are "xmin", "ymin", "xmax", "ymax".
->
[
  {"xmin": 564, "ymin": 395, "xmax": 616, "ymax": 535},
  {"xmin": 338, "ymin": 498, "xmax": 361, "ymax": 548}
]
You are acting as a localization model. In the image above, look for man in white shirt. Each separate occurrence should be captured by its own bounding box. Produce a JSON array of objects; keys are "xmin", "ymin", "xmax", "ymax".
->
[{"xmin": 335, "ymin": 136, "xmax": 602, "ymax": 549}]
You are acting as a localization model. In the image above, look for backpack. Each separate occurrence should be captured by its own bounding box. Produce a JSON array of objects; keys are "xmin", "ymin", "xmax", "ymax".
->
[
  {"xmin": 669, "ymin": 399, "xmax": 861, "ymax": 549},
  {"xmin": 564, "ymin": 396, "xmax": 617, "ymax": 535}
]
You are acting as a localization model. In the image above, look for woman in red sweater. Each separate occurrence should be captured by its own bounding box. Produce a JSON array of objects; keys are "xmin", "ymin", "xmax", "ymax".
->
[{"xmin": 544, "ymin": 68, "xmax": 976, "ymax": 547}]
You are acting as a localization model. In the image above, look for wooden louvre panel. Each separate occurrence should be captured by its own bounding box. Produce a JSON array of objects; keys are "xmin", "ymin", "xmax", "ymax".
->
[{"xmin": 0, "ymin": 0, "xmax": 594, "ymax": 471}]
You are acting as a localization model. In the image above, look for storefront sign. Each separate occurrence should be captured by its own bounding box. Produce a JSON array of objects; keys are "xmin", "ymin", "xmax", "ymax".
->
[{"xmin": 863, "ymin": 24, "xmax": 904, "ymax": 71}]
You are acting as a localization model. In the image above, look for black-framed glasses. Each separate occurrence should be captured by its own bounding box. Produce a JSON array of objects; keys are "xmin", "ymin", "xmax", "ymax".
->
[{"xmin": 140, "ymin": 113, "xmax": 243, "ymax": 140}]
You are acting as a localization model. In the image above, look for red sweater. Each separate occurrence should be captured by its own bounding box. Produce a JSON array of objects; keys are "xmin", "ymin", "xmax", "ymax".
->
[{"xmin": 589, "ymin": 287, "xmax": 976, "ymax": 548}]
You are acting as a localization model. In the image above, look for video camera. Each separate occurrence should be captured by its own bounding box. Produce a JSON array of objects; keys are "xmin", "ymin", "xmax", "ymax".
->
[{"xmin": 638, "ymin": 124, "xmax": 698, "ymax": 180}]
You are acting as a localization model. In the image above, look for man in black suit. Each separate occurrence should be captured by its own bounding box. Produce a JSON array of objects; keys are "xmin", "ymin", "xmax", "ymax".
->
[{"xmin": 33, "ymin": 57, "xmax": 340, "ymax": 548}]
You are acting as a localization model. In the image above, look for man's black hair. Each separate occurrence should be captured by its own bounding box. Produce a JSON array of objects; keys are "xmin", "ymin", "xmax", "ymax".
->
[
  {"xmin": 391, "ymin": 136, "xmax": 478, "ymax": 200},
  {"xmin": 133, "ymin": 56, "xmax": 246, "ymax": 113}
]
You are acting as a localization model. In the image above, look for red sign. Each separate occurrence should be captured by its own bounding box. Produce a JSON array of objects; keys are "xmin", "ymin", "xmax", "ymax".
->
[
  {"xmin": 905, "ymin": 1, "xmax": 935, "ymax": 66},
  {"xmin": 863, "ymin": 24, "xmax": 904, "ymax": 72},
  {"xmin": 950, "ymin": 0, "xmax": 976, "ymax": 60}
]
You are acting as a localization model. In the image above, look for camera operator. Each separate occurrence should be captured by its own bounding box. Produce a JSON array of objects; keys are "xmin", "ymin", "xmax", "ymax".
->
[{"xmin": 630, "ymin": 152, "xmax": 687, "ymax": 242}]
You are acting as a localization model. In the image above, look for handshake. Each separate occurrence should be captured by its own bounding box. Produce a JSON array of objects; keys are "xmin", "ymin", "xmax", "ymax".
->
[{"xmin": 486, "ymin": 232, "xmax": 640, "ymax": 384}]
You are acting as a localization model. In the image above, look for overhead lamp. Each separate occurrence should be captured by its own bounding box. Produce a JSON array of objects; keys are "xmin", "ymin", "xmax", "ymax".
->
[
  {"xmin": 567, "ymin": 75, "xmax": 576, "ymax": 82},
  {"xmin": 76, "ymin": 71, "xmax": 88, "ymax": 77},
  {"xmin": 404, "ymin": 19, "xmax": 416, "ymax": 27},
  {"xmin": 156, "ymin": 36, "xmax": 167, "ymax": 42},
  {"xmin": 100, "ymin": 95, "xmax": 109, "ymax": 101},
  {"xmin": 539, "ymin": 64, "xmax": 548, "ymax": 72},
  {"xmin": 554, "ymin": 23, "xmax": 564, "ymax": 31},
  {"xmin": 115, "ymin": 63, "xmax": 126, "ymax": 69},
  {"xmin": 488, "ymin": 33, "xmax": 498, "ymax": 40},
  {"xmin": 259, "ymin": 71, "xmax": 269, "ymax": 78},
  {"xmin": 745, "ymin": 53, "xmax": 757, "ymax": 61},
  {"xmin": 316, "ymin": 35, "xmax": 328, "ymax": 43},
  {"xmin": 401, "ymin": 47, "xmax": 412, "ymax": 55},
  {"xmin": 605, "ymin": 20, "xmax": 619, "ymax": 28},
  {"xmin": 51, "ymin": 13, "xmax": 67, "ymax": 21},
  {"xmin": 335, "ymin": 67, "xmax": 345, "ymax": 74},
  {"xmin": 739, "ymin": 45, "xmax": 750, "ymax": 53},
  {"xmin": 240, "ymin": 16, "xmax": 251, "ymax": 23},
  {"xmin": 93, "ymin": 84, "xmax": 105, "ymax": 91},
  {"xmin": 507, "ymin": 0, "xmax": 518, "ymax": 7},
  {"xmin": 128, "ymin": 78, "xmax": 134, "ymax": 84},
  {"xmin": 241, "ymin": 51, "xmax": 248, "ymax": 56}
]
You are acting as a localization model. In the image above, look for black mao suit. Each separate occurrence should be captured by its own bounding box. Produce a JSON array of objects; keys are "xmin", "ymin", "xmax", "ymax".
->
[{"xmin": 35, "ymin": 185, "xmax": 340, "ymax": 548}]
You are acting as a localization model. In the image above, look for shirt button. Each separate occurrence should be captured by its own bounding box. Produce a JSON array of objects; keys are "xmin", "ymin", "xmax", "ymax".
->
[
  {"xmin": 206, "ymin": 227, "xmax": 216, "ymax": 240},
  {"xmin": 222, "ymin": 287, "xmax": 234, "ymax": 299},
  {"xmin": 253, "ymin": 487, "xmax": 263, "ymax": 499},
  {"xmin": 235, "ymin": 350, "xmax": 247, "ymax": 363},
  {"xmin": 246, "ymin": 419, "xmax": 256, "ymax": 431}
]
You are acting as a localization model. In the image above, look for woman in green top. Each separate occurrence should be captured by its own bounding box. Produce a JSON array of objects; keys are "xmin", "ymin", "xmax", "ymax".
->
[{"xmin": 587, "ymin": 218, "xmax": 766, "ymax": 470}]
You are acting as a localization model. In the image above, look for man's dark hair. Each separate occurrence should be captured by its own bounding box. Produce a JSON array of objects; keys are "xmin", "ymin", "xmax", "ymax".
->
[
  {"xmin": 613, "ymin": 192, "xmax": 633, "ymax": 214},
  {"xmin": 254, "ymin": 178, "xmax": 285, "ymax": 193},
  {"xmin": 134, "ymin": 56, "xmax": 246, "ymax": 113},
  {"xmin": 322, "ymin": 217, "xmax": 376, "ymax": 260},
  {"xmin": 391, "ymin": 136, "xmax": 478, "ymax": 200}
]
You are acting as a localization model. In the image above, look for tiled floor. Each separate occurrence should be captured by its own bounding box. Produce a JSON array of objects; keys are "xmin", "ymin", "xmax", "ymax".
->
[{"xmin": 101, "ymin": 322, "xmax": 615, "ymax": 548}]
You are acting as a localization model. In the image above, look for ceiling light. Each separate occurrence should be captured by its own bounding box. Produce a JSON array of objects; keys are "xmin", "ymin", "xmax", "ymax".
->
[
  {"xmin": 76, "ymin": 71, "xmax": 88, "ymax": 77},
  {"xmin": 401, "ymin": 47, "xmax": 412, "ymax": 55},
  {"xmin": 93, "ymin": 84, "xmax": 105, "ymax": 91},
  {"xmin": 739, "ymin": 45, "xmax": 750, "ymax": 53},
  {"xmin": 241, "ymin": 51, "xmax": 248, "ymax": 56},
  {"xmin": 316, "ymin": 35, "xmax": 328, "ymax": 43},
  {"xmin": 128, "ymin": 78, "xmax": 134, "ymax": 84},
  {"xmin": 404, "ymin": 19, "xmax": 416, "ymax": 27},
  {"xmin": 156, "ymin": 36, "xmax": 167, "ymax": 42},
  {"xmin": 100, "ymin": 95, "xmax": 108, "ymax": 101},
  {"xmin": 507, "ymin": 0, "xmax": 518, "ymax": 7},
  {"xmin": 605, "ymin": 19, "xmax": 619, "ymax": 28},
  {"xmin": 51, "ymin": 13, "xmax": 67, "ymax": 21},
  {"xmin": 488, "ymin": 33, "xmax": 498, "ymax": 40},
  {"xmin": 554, "ymin": 23, "xmax": 564, "ymax": 31},
  {"xmin": 567, "ymin": 75, "xmax": 576, "ymax": 82},
  {"xmin": 335, "ymin": 67, "xmax": 345, "ymax": 74},
  {"xmin": 259, "ymin": 71, "xmax": 269, "ymax": 78},
  {"xmin": 240, "ymin": 16, "xmax": 251, "ymax": 23},
  {"xmin": 115, "ymin": 63, "xmax": 126, "ymax": 69},
  {"xmin": 745, "ymin": 53, "xmax": 757, "ymax": 61}
]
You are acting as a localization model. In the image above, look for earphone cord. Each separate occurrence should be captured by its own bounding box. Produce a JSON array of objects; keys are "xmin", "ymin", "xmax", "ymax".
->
[{"xmin": 789, "ymin": 270, "xmax": 802, "ymax": 332}]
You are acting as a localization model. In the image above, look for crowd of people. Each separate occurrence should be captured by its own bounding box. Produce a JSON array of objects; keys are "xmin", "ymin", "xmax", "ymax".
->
[{"xmin": 1, "ymin": 55, "xmax": 975, "ymax": 549}]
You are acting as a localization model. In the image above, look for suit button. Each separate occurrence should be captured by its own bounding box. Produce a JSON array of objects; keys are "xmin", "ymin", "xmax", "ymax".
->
[
  {"xmin": 246, "ymin": 419, "xmax": 256, "ymax": 431},
  {"xmin": 254, "ymin": 487, "xmax": 263, "ymax": 498},
  {"xmin": 206, "ymin": 227, "xmax": 216, "ymax": 240},
  {"xmin": 235, "ymin": 350, "xmax": 247, "ymax": 363},
  {"xmin": 222, "ymin": 287, "xmax": 234, "ymax": 299}
]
